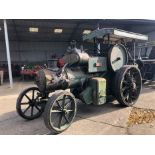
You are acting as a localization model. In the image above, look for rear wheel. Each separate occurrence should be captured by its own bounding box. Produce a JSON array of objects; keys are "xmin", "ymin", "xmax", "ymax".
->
[
  {"xmin": 43, "ymin": 91, "xmax": 77, "ymax": 134},
  {"xmin": 114, "ymin": 66, "xmax": 142, "ymax": 106}
]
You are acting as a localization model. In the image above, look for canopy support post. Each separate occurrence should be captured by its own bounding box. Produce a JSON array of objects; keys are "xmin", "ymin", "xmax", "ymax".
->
[{"xmin": 4, "ymin": 19, "xmax": 13, "ymax": 88}]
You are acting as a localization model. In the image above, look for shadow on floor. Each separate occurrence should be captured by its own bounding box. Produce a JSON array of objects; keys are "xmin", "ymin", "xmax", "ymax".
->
[{"xmin": 0, "ymin": 101, "xmax": 126, "ymax": 135}]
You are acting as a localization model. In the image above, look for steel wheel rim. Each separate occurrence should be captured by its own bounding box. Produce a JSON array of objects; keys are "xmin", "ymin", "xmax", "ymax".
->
[
  {"xmin": 49, "ymin": 94, "xmax": 76, "ymax": 132},
  {"xmin": 120, "ymin": 67, "xmax": 141, "ymax": 105}
]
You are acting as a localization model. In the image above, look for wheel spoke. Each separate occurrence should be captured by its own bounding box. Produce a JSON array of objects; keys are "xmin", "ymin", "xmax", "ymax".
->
[
  {"xmin": 31, "ymin": 106, "xmax": 34, "ymax": 116},
  {"xmin": 62, "ymin": 95, "xmax": 66, "ymax": 108},
  {"xmin": 23, "ymin": 105, "xmax": 31, "ymax": 114},
  {"xmin": 58, "ymin": 114, "xmax": 63, "ymax": 129},
  {"xmin": 32, "ymin": 90, "xmax": 35, "ymax": 100},
  {"xmin": 51, "ymin": 110, "xmax": 62, "ymax": 113},
  {"xmin": 57, "ymin": 97, "xmax": 70, "ymax": 102},
  {"xmin": 128, "ymin": 70, "xmax": 131, "ymax": 77},
  {"xmin": 35, "ymin": 105, "xmax": 41, "ymax": 112},
  {"xmin": 21, "ymin": 102, "xmax": 29, "ymax": 105},
  {"xmin": 124, "ymin": 91, "xmax": 129, "ymax": 100},
  {"xmin": 64, "ymin": 114, "xmax": 70, "ymax": 123},
  {"xmin": 121, "ymin": 86, "xmax": 128, "ymax": 93},
  {"xmin": 35, "ymin": 94, "xmax": 40, "ymax": 101},
  {"xmin": 64, "ymin": 101, "xmax": 71, "ymax": 108},
  {"xmin": 66, "ymin": 109, "xmax": 73, "ymax": 112},
  {"xmin": 25, "ymin": 94, "xmax": 32, "ymax": 102},
  {"xmin": 56, "ymin": 101, "xmax": 62, "ymax": 109}
]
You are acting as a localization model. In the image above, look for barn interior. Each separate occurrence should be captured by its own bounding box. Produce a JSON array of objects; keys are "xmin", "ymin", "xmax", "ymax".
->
[
  {"xmin": 0, "ymin": 19, "xmax": 155, "ymax": 135},
  {"xmin": 0, "ymin": 19, "xmax": 155, "ymax": 86}
]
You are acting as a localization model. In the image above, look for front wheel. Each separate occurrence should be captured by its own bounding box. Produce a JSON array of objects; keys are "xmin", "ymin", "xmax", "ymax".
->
[
  {"xmin": 43, "ymin": 91, "xmax": 77, "ymax": 134},
  {"xmin": 16, "ymin": 87, "xmax": 47, "ymax": 120}
]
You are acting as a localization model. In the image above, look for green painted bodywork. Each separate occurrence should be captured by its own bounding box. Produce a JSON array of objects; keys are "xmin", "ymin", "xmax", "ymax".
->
[
  {"xmin": 88, "ymin": 57, "xmax": 107, "ymax": 73},
  {"xmin": 66, "ymin": 68, "xmax": 88, "ymax": 88},
  {"xmin": 79, "ymin": 86, "xmax": 93, "ymax": 105},
  {"xmin": 80, "ymin": 77, "xmax": 106, "ymax": 105},
  {"xmin": 90, "ymin": 77, "xmax": 106, "ymax": 105}
]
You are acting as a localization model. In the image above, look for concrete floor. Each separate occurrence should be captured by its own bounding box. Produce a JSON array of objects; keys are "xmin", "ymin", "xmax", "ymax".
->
[{"xmin": 0, "ymin": 81, "xmax": 155, "ymax": 135}]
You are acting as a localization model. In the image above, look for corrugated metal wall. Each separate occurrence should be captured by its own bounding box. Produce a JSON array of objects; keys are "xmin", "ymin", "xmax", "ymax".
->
[
  {"xmin": 148, "ymin": 31, "xmax": 155, "ymax": 41},
  {"xmin": 0, "ymin": 41, "xmax": 69, "ymax": 63},
  {"xmin": 1, "ymin": 30, "xmax": 155, "ymax": 63}
]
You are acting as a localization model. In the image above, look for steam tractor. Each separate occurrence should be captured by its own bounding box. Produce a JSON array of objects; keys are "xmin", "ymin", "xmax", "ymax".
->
[{"xmin": 16, "ymin": 28, "xmax": 148, "ymax": 134}]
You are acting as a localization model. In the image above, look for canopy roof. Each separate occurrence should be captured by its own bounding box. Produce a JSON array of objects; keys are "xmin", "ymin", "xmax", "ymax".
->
[{"xmin": 83, "ymin": 28, "xmax": 148, "ymax": 42}]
